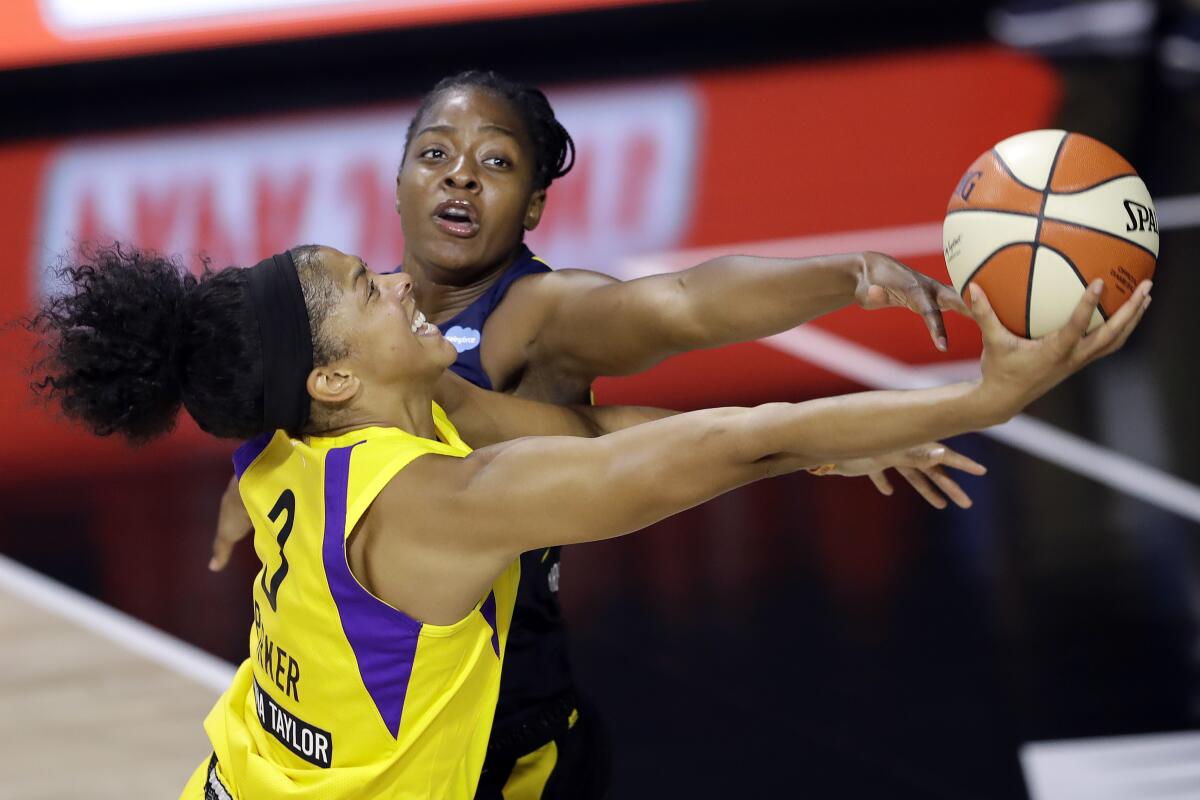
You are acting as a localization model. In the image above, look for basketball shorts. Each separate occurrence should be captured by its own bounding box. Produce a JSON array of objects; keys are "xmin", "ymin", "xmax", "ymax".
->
[{"xmin": 475, "ymin": 694, "xmax": 612, "ymax": 800}]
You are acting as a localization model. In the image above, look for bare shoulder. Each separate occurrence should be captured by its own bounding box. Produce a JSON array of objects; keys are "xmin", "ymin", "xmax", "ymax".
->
[
  {"xmin": 370, "ymin": 451, "xmax": 479, "ymax": 532},
  {"xmin": 480, "ymin": 268, "xmax": 621, "ymax": 392},
  {"xmin": 368, "ymin": 447, "xmax": 517, "ymax": 549},
  {"xmin": 496, "ymin": 267, "xmax": 619, "ymax": 316},
  {"xmin": 353, "ymin": 451, "xmax": 511, "ymax": 624}
]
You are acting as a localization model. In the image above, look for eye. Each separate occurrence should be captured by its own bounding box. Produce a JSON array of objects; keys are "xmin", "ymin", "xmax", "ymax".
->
[
  {"xmin": 483, "ymin": 156, "xmax": 511, "ymax": 169},
  {"xmin": 420, "ymin": 147, "xmax": 447, "ymax": 159},
  {"xmin": 369, "ymin": 279, "xmax": 379, "ymax": 300}
]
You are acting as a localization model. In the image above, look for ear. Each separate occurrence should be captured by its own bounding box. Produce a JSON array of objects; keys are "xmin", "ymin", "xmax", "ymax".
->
[
  {"xmin": 523, "ymin": 189, "xmax": 547, "ymax": 232},
  {"xmin": 308, "ymin": 364, "xmax": 360, "ymax": 406}
]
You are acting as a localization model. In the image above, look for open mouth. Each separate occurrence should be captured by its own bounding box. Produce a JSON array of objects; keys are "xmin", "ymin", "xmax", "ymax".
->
[
  {"xmin": 410, "ymin": 309, "xmax": 440, "ymax": 337},
  {"xmin": 431, "ymin": 199, "xmax": 480, "ymax": 238}
]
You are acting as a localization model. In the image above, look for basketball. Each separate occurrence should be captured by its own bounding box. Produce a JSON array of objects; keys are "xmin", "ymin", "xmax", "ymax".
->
[{"xmin": 942, "ymin": 129, "xmax": 1158, "ymax": 338}]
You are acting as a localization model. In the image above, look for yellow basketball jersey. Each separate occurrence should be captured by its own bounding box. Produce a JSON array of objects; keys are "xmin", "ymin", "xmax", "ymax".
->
[{"xmin": 191, "ymin": 405, "xmax": 519, "ymax": 799}]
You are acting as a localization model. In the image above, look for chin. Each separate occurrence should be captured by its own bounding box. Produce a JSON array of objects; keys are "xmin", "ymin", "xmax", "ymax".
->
[
  {"xmin": 437, "ymin": 337, "xmax": 459, "ymax": 365},
  {"xmin": 422, "ymin": 237, "xmax": 483, "ymax": 274}
]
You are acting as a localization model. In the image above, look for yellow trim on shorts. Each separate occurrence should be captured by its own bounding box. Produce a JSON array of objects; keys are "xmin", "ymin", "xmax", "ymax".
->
[{"xmin": 501, "ymin": 739, "xmax": 558, "ymax": 800}]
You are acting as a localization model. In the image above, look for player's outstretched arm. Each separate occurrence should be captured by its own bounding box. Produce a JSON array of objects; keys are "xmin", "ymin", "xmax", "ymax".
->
[
  {"xmin": 359, "ymin": 279, "xmax": 1147, "ymax": 623},
  {"xmin": 433, "ymin": 369, "xmax": 676, "ymax": 446},
  {"xmin": 516, "ymin": 251, "xmax": 968, "ymax": 378},
  {"xmin": 387, "ymin": 276, "xmax": 1150, "ymax": 559},
  {"xmin": 208, "ymin": 374, "xmax": 675, "ymax": 571}
]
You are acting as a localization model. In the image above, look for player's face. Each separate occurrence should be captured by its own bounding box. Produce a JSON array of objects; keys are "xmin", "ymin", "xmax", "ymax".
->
[
  {"xmin": 396, "ymin": 87, "xmax": 545, "ymax": 283},
  {"xmin": 316, "ymin": 247, "xmax": 456, "ymax": 387}
]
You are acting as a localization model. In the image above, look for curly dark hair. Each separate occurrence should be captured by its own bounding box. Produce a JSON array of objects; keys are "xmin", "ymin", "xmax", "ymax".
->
[
  {"xmin": 29, "ymin": 243, "xmax": 344, "ymax": 445},
  {"xmin": 402, "ymin": 70, "xmax": 575, "ymax": 192}
]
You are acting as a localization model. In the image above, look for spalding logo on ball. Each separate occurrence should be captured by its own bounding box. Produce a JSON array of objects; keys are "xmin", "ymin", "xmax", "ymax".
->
[{"xmin": 943, "ymin": 129, "xmax": 1158, "ymax": 338}]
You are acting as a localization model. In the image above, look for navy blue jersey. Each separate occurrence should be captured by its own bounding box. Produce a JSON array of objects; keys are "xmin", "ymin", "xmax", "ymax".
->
[
  {"xmin": 397, "ymin": 247, "xmax": 575, "ymax": 737},
  {"xmin": 437, "ymin": 246, "xmax": 551, "ymax": 390}
]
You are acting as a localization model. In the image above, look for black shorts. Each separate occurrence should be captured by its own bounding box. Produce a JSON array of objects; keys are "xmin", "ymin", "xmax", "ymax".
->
[{"xmin": 475, "ymin": 695, "xmax": 612, "ymax": 800}]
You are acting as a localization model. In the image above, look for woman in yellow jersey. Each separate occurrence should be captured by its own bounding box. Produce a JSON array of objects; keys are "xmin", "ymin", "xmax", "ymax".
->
[
  {"xmin": 32, "ymin": 243, "xmax": 1148, "ymax": 799},
  {"xmin": 214, "ymin": 70, "xmax": 990, "ymax": 800}
]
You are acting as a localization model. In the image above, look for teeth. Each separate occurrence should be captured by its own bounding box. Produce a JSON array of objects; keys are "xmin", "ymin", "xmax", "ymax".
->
[
  {"xmin": 410, "ymin": 310, "xmax": 426, "ymax": 333},
  {"xmin": 440, "ymin": 205, "xmax": 472, "ymax": 222}
]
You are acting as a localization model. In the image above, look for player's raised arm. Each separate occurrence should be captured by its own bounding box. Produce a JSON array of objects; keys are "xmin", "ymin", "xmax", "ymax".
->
[
  {"xmin": 382, "ymin": 277, "xmax": 1150, "ymax": 562},
  {"xmin": 514, "ymin": 251, "xmax": 967, "ymax": 378}
]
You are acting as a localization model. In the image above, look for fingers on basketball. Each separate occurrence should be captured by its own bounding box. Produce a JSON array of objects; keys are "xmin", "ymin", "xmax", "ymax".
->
[
  {"xmin": 968, "ymin": 284, "xmax": 1010, "ymax": 341},
  {"xmin": 1061, "ymin": 279, "xmax": 1104, "ymax": 341},
  {"xmin": 1082, "ymin": 279, "xmax": 1152, "ymax": 361}
]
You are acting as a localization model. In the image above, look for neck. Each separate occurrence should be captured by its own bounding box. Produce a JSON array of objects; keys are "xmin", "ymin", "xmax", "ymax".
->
[
  {"xmin": 316, "ymin": 384, "xmax": 440, "ymax": 442},
  {"xmin": 404, "ymin": 244, "xmax": 526, "ymax": 324}
]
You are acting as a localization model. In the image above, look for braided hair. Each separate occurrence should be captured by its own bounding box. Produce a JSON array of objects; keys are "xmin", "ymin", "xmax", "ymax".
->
[{"xmin": 403, "ymin": 70, "xmax": 575, "ymax": 191}]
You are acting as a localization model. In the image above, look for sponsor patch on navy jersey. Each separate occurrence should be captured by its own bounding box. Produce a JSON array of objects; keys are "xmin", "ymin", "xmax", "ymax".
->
[{"xmin": 444, "ymin": 325, "xmax": 481, "ymax": 353}]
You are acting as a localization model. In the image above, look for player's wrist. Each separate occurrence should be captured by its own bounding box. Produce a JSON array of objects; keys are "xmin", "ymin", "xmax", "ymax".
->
[
  {"xmin": 968, "ymin": 378, "xmax": 1020, "ymax": 429},
  {"xmin": 847, "ymin": 252, "xmax": 872, "ymax": 297}
]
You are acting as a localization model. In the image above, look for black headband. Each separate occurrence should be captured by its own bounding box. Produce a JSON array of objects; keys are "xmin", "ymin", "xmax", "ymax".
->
[{"xmin": 245, "ymin": 251, "xmax": 314, "ymax": 433}]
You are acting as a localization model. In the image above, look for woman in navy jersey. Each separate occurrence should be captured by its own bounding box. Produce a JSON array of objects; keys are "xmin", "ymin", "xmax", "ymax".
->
[{"xmin": 214, "ymin": 71, "xmax": 980, "ymax": 800}]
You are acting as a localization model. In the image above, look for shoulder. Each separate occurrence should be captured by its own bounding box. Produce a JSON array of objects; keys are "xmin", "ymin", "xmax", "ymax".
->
[
  {"xmin": 490, "ymin": 268, "xmax": 620, "ymax": 333},
  {"xmin": 495, "ymin": 267, "xmax": 617, "ymax": 311},
  {"xmin": 372, "ymin": 450, "xmax": 468, "ymax": 509},
  {"xmin": 367, "ymin": 451, "xmax": 477, "ymax": 550},
  {"xmin": 478, "ymin": 268, "xmax": 620, "ymax": 379},
  {"xmin": 365, "ymin": 445, "xmax": 521, "ymax": 562},
  {"xmin": 354, "ymin": 449, "xmax": 515, "ymax": 623}
]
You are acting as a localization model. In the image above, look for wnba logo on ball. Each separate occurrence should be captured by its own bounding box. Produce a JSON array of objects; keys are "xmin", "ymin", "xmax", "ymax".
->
[
  {"xmin": 943, "ymin": 129, "xmax": 1158, "ymax": 339},
  {"xmin": 1123, "ymin": 200, "xmax": 1157, "ymax": 233},
  {"xmin": 955, "ymin": 170, "xmax": 983, "ymax": 202}
]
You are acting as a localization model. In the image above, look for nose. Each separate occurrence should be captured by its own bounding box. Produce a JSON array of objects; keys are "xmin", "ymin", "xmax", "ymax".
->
[
  {"xmin": 381, "ymin": 271, "xmax": 413, "ymax": 302},
  {"xmin": 443, "ymin": 157, "xmax": 479, "ymax": 192}
]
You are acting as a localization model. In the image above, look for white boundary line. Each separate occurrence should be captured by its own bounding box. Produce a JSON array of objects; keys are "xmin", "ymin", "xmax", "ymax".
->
[
  {"xmin": 765, "ymin": 326, "xmax": 1200, "ymax": 524},
  {"xmin": 620, "ymin": 221, "xmax": 947, "ymax": 276},
  {"xmin": 1021, "ymin": 729, "xmax": 1200, "ymax": 800},
  {"xmin": 1157, "ymin": 193, "xmax": 1200, "ymax": 230},
  {"xmin": 621, "ymin": 191, "xmax": 1200, "ymax": 279},
  {"xmin": 0, "ymin": 553, "xmax": 235, "ymax": 690},
  {"xmin": 620, "ymin": 191, "xmax": 1200, "ymax": 525}
]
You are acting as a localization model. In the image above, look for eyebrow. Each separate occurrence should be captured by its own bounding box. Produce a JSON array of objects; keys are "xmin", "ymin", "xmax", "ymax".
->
[
  {"xmin": 415, "ymin": 124, "xmax": 455, "ymax": 138},
  {"xmin": 415, "ymin": 123, "xmax": 517, "ymax": 139}
]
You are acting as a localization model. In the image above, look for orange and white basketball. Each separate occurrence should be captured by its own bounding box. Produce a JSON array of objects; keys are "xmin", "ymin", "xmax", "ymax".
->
[{"xmin": 943, "ymin": 130, "xmax": 1158, "ymax": 338}]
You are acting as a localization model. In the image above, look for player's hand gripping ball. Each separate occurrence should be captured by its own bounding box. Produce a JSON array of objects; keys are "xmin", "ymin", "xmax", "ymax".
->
[{"xmin": 943, "ymin": 129, "xmax": 1158, "ymax": 338}]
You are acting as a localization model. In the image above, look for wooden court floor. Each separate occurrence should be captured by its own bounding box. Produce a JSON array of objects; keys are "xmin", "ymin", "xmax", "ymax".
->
[{"xmin": 0, "ymin": 556, "xmax": 228, "ymax": 799}]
